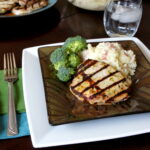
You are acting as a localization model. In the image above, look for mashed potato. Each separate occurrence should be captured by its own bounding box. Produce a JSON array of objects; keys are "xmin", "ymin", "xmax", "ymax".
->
[{"xmin": 81, "ymin": 42, "xmax": 137, "ymax": 76}]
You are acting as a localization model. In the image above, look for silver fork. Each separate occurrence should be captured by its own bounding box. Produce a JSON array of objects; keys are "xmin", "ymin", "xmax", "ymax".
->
[{"xmin": 4, "ymin": 53, "xmax": 18, "ymax": 136}]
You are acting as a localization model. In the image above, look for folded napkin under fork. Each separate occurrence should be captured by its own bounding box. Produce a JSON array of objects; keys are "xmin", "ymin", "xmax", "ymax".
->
[
  {"xmin": 0, "ymin": 69, "xmax": 25, "ymax": 115},
  {"xmin": 0, "ymin": 113, "xmax": 30, "ymax": 140},
  {"xmin": 0, "ymin": 69, "xmax": 30, "ymax": 139}
]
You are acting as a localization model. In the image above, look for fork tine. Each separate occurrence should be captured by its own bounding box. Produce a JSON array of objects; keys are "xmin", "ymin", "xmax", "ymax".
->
[
  {"xmin": 12, "ymin": 53, "xmax": 17, "ymax": 75},
  {"xmin": 7, "ymin": 53, "xmax": 11, "ymax": 76},
  {"xmin": 12, "ymin": 53, "xmax": 16, "ymax": 69},
  {"xmin": 4, "ymin": 53, "xmax": 18, "ymax": 77},
  {"xmin": 4, "ymin": 53, "xmax": 7, "ymax": 76},
  {"xmin": 9, "ymin": 53, "xmax": 13, "ymax": 75}
]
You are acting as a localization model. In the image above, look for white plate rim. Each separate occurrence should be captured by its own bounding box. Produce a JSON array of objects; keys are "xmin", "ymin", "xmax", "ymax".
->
[{"xmin": 22, "ymin": 37, "xmax": 150, "ymax": 148}]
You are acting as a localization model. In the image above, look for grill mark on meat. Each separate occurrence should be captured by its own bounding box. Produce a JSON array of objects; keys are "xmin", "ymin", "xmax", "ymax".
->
[
  {"xmin": 88, "ymin": 78, "xmax": 126, "ymax": 100},
  {"xmin": 77, "ymin": 61, "xmax": 108, "ymax": 76},
  {"xmin": 71, "ymin": 64, "xmax": 109, "ymax": 89},
  {"xmin": 106, "ymin": 90, "xmax": 129, "ymax": 103},
  {"xmin": 81, "ymin": 72, "xmax": 89, "ymax": 80},
  {"xmin": 80, "ymin": 71, "xmax": 119, "ymax": 94},
  {"xmin": 77, "ymin": 59, "xmax": 93, "ymax": 70},
  {"xmin": 71, "ymin": 72, "xmax": 125, "ymax": 102},
  {"xmin": 70, "ymin": 60, "xmax": 98, "ymax": 87},
  {"xmin": 77, "ymin": 59, "xmax": 97, "ymax": 72},
  {"xmin": 94, "ymin": 86, "xmax": 101, "ymax": 90}
]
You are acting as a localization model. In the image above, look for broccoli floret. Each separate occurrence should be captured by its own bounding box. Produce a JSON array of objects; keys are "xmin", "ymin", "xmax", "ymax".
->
[
  {"xmin": 63, "ymin": 36, "xmax": 87, "ymax": 54},
  {"xmin": 50, "ymin": 47, "xmax": 69, "ymax": 70},
  {"xmin": 69, "ymin": 54, "xmax": 81, "ymax": 68},
  {"xmin": 54, "ymin": 60, "xmax": 68, "ymax": 70},
  {"xmin": 49, "ymin": 36, "xmax": 88, "ymax": 82},
  {"xmin": 50, "ymin": 47, "xmax": 67, "ymax": 64},
  {"xmin": 57, "ymin": 67, "xmax": 75, "ymax": 82}
]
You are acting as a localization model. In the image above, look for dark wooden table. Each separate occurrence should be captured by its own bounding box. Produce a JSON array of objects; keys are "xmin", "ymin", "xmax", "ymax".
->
[{"xmin": 0, "ymin": 0, "xmax": 150, "ymax": 149}]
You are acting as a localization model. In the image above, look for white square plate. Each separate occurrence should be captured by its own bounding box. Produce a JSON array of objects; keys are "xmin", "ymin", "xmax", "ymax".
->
[{"xmin": 22, "ymin": 37, "xmax": 150, "ymax": 148}]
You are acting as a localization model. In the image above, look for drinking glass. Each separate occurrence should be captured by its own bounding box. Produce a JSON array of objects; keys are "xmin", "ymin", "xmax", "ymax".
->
[{"xmin": 103, "ymin": 0, "xmax": 143, "ymax": 37}]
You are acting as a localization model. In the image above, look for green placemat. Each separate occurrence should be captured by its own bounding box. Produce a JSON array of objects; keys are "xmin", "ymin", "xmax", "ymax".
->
[{"xmin": 0, "ymin": 69, "xmax": 25, "ymax": 114}]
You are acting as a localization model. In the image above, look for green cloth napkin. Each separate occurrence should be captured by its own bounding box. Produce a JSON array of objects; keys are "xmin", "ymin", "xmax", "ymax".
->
[{"xmin": 0, "ymin": 69, "xmax": 25, "ymax": 114}]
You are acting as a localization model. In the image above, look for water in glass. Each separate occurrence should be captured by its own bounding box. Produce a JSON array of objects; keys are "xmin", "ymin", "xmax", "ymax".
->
[{"xmin": 104, "ymin": 0, "xmax": 142, "ymax": 37}]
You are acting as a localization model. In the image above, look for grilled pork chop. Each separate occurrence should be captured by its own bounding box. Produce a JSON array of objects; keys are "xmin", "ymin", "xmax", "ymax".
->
[
  {"xmin": 0, "ymin": 0, "xmax": 48, "ymax": 15},
  {"xmin": 12, "ymin": 0, "xmax": 48, "ymax": 15},
  {"xmin": 70, "ymin": 59, "xmax": 132, "ymax": 105},
  {"xmin": 0, "ymin": 0, "xmax": 17, "ymax": 14}
]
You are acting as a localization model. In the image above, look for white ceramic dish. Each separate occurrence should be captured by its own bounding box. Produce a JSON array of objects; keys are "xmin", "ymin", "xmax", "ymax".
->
[
  {"xmin": 22, "ymin": 37, "xmax": 150, "ymax": 148},
  {"xmin": 68, "ymin": 0, "xmax": 108, "ymax": 11}
]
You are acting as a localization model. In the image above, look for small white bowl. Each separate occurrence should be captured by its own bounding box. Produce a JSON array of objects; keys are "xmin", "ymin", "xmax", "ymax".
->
[{"xmin": 68, "ymin": 0, "xmax": 109, "ymax": 11}]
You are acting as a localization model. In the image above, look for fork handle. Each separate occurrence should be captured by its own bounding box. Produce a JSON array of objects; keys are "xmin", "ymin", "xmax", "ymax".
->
[{"xmin": 7, "ymin": 82, "xmax": 18, "ymax": 136}]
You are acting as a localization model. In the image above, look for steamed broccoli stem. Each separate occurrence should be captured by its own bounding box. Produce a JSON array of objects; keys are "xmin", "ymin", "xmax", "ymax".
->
[
  {"xmin": 63, "ymin": 36, "xmax": 87, "ymax": 54},
  {"xmin": 69, "ymin": 54, "xmax": 81, "ymax": 68},
  {"xmin": 57, "ymin": 67, "xmax": 75, "ymax": 82},
  {"xmin": 50, "ymin": 47, "xmax": 67, "ymax": 65}
]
